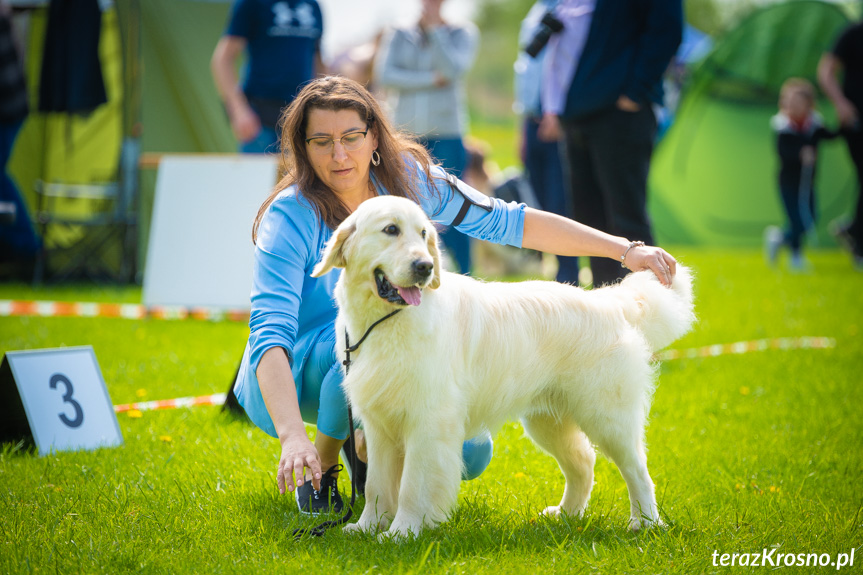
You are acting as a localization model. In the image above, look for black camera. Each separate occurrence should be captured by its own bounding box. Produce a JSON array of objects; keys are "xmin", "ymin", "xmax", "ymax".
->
[{"xmin": 525, "ymin": 11, "xmax": 565, "ymax": 58}]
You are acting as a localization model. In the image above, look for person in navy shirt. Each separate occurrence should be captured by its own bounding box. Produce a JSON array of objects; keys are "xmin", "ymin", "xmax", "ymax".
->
[
  {"xmin": 234, "ymin": 76, "xmax": 680, "ymax": 515},
  {"xmin": 211, "ymin": 0, "xmax": 325, "ymax": 154}
]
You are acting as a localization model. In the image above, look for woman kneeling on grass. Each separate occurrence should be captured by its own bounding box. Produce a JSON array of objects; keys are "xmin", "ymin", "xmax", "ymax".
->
[{"xmin": 233, "ymin": 76, "xmax": 679, "ymax": 515}]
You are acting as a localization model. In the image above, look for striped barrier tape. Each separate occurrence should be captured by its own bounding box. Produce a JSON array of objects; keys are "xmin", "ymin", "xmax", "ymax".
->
[
  {"xmin": 114, "ymin": 337, "xmax": 836, "ymax": 414},
  {"xmin": 0, "ymin": 300, "xmax": 249, "ymax": 322},
  {"xmin": 114, "ymin": 392, "xmax": 228, "ymax": 414},
  {"xmin": 655, "ymin": 336, "xmax": 836, "ymax": 361}
]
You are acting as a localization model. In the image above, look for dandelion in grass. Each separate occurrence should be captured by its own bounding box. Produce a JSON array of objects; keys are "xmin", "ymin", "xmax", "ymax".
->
[
  {"xmin": 127, "ymin": 409, "xmax": 143, "ymax": 418},
  {"xmin": 159, "ymin": 435, "xmax": 172, "ymax": 443},
  {"xmin": 136, "ymin": 389, "xmax": 147, "ymax": 398}
]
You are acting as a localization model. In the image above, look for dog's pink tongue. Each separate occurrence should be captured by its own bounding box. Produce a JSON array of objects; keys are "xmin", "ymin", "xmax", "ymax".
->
[{"xmin": 396, "ymin": 285, "xmax": 422, "ymax": 306}]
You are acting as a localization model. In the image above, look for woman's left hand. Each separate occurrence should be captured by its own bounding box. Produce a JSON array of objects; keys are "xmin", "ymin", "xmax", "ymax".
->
[
  {"xmin": 616, "ymin": 95, "xmax": 641, "ymax": 112},
  {"xmin": 623, "ymin": 244, "xmax": 677, "ymax": 287}
]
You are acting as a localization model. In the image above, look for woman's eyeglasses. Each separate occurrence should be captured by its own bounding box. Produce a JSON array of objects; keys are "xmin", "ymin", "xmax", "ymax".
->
[{"xmin": 305, "ymin": 130, "xmax": 369, "ymax": 154}]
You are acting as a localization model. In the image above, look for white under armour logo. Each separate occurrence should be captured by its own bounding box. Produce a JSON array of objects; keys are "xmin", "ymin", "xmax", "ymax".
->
[
  {"xmin": 272, "ymin": 2, "xmax": 315, "ymax": 29},
  {"xmin": 272, "ymin": 2, "xmax": 292, "ymax": 28}
]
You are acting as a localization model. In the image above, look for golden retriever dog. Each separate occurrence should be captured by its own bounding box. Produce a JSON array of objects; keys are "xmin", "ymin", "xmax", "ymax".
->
[{"xmin": 311, "ymin": 196, "xmax": 695, "ymax": 538}]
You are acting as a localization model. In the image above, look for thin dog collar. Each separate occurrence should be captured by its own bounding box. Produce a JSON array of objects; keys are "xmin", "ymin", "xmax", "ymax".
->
[{"xmin": 343, "ymin": 308, "xmax": 403, "ymax": 373}]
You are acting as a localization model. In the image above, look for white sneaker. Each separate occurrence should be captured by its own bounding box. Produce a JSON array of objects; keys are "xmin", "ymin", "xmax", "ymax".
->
[
  {"xmin": 789, "ymin": 253, "xmax": 812, "ymax": 273},
  {"xmin": 764, "ymin": 226, "xmax": 783, "ymax": 265}
]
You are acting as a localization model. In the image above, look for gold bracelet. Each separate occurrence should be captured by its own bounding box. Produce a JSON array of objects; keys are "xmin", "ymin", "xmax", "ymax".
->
[{"xmin": 620, "ymin": 240, "xmax": 645, "ymax": 270}]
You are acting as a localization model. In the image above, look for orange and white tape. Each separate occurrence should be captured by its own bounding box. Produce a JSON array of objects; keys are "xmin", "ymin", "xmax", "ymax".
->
[
  {"xmin": 655, "ymin": 336, "xmax": 835, "ymax": 361},
  {"xmin": 0, "ymin": 300, "xmax": 249, "ymax": 322},
  {"xmin": 114, "ymin": 392, "xmax": 228, "ymax": 414}
]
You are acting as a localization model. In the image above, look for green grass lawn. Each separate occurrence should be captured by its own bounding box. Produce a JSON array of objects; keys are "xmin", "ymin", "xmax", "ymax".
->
[{"xmin": 1, "ymin": 249, "xmax": 861, "ymax": 574}]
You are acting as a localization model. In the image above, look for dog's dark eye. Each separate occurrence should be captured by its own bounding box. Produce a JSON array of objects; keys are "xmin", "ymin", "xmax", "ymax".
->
[
  {"xmin": 383, "ymin": 224, "xmax": 400, "ymax": 236},
  {"xmin": 421, "ymin": 229, "xmax": 427, "ymax": 239}
]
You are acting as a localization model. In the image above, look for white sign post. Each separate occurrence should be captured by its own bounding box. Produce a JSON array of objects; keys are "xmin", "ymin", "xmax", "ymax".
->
[{"xmin": 0, "ymin": 347, "xmax": 123, "ymax": 455}]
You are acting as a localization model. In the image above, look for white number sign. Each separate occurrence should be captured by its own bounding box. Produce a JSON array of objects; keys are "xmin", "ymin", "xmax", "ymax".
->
[{"xmin": 1, "ymin": 347, "xmax": 123, "ymax": 455}]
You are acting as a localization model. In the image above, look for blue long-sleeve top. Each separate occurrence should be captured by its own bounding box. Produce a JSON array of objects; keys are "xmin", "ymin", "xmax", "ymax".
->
[{"xmin": 247, "ymin": 161, "xmax": 527, "ymax": 375}]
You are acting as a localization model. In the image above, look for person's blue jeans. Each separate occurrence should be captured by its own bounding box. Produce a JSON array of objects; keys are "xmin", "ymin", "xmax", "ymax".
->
[
  {"xmin": 0, "ymin": 119, "xmax": 40, "ymax": 258},
  {"xmin": 523, "ymin": 117, "xmax": 580, "ymax": 284},
  {"xmin": 421, "ymin": 137, "xmax": 472, "ymax": 275},
  {"xmin": 779, "ymin": 183, "xmax": 816, "ymax": 253}
]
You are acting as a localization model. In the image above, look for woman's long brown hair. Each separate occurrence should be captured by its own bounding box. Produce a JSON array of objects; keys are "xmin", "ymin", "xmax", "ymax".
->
[{"xmin": 252, "ymin": 76, "xmax": 437, "ymax": 242}]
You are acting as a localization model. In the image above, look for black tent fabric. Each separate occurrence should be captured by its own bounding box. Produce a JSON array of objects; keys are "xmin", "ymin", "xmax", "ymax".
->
[{"xmin": 38, "ymin": 0, "xmax": 107, "ymax": 114}]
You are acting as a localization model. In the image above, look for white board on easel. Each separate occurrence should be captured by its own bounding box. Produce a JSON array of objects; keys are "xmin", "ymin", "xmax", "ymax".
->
[{"xmin": 143, "ymin": 155, "xmax": 278, "ymax": 309}]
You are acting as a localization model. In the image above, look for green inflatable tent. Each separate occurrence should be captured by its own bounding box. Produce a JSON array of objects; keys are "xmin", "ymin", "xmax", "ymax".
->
[{"xmin": 649, "ymin": 0, "xmax": 856, "ymax": 247}]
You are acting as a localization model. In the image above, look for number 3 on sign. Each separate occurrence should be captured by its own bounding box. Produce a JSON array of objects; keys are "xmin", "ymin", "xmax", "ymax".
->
[
  {"xmin": 1, "ymin": 346, "xmax": 123, "ymax": 455},
  {"xmin": 50, "ymin": 374, "xmax": 84, "ymax": 428}
]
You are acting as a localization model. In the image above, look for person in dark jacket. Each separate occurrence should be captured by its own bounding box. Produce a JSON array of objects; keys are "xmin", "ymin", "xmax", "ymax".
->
[
  {"xmin": 765, "ymin": 78, "xmax": 838, "ymax": 271},
  {"xmin": 819, "ymin": 21, "xmax": 863, "ymax": 269},
  {"xmin": 541, "ymin": 0, "xmax": 682, "ymax": 287}
]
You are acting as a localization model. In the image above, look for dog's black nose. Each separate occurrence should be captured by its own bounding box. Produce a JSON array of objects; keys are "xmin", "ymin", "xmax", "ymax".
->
[{"xmin": 413, "ymin": 260, "xmax": 433, "ymax": 278}]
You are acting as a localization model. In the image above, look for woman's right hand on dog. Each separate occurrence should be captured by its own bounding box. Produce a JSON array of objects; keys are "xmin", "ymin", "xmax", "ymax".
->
[
  {"xmin": 623, "ymin": 244, "xmax": 678, "ymax": 287},
  {"xmin": 277, "ymin": 435, "xmax": 322, "ymax": 493}
]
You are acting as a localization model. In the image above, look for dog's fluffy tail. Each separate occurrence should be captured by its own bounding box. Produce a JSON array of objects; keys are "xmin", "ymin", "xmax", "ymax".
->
[{"xmin": 612, "ymin": 265, "xmax": 696, "ymax": 352}]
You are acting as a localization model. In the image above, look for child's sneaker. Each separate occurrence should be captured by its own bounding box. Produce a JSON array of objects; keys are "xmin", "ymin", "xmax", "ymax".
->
[
  {"xmin": 296, "ymin": 464, "xmax": 344, "ymax": 515},
  {"xmin": 789, "ymin": 252, "xmax": 812, "ymax": 273},
  {"xmin": 764, "ymin": 226, "xmax": 784, "ymax": 265}
]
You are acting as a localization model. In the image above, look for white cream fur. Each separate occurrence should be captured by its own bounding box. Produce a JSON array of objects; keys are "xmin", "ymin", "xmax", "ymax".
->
[{"xmin": 311, "ymin": 196, "xmax": 695, "ymax": 539}]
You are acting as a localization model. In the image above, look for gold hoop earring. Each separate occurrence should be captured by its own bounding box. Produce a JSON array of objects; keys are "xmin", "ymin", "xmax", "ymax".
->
[{"xmin": 371, "ymin": 150, "xmax": 381, "ymax": 167}]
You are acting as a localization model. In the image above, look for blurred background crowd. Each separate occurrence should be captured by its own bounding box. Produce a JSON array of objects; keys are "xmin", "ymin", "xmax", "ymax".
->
[{"xmin": 1, "ymin": 0, "xmax": 860, "ymax": 286}]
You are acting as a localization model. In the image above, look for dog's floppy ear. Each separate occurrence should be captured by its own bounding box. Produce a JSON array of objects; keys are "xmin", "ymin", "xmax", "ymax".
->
[
  {"xmin": 427, "ymin": 225, "xmax": 442, "ymax": 290},
  {"xmin": 311, "ymin": 219, "xmax": 356, "ymax": 277}
]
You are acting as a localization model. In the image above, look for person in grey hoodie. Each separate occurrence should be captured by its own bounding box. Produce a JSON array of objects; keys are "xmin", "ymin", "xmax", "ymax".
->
[{"xmin": 375, "ymin": 0, "xmax": 478, "ymax": 274}]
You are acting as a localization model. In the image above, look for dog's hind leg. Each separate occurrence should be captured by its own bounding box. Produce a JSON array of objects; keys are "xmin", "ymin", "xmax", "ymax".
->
[
  {"xmin": 522, "ymin": 413, "xmax": 596, "ymax": 518},
  {"xmin": 588, "ymin": 413, "xmax": 661, "ymax": 531},
  {"xmin": 346, "ymin": 424, "xmax": 402, "ymax": 534}
]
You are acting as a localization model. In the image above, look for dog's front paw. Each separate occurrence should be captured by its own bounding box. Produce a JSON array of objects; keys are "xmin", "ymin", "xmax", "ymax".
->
[
  {"xmin": 343, "ymin": 522, "xmax": 366, "ymax": 535},
  {"xmin": 541, "ymin": 505, "xmax": 563, "ymax": 518},
  {"xmin": 377, "ymin": 530, "xmax": 403, "ymax": 543},
  {"xmin": 377, "ymin": 527, "xmax": 415, "ymax": 543},
  {"xmin": 629, "ymin": 516, "xmax": 665, "ymax": 532},
  {"xmin": 378, "ymin": 519, "xmax": 423, "ymax": 542},
  {"xmin": 345, "ymin": 516, "xmax": 385, "ymax": 535}
]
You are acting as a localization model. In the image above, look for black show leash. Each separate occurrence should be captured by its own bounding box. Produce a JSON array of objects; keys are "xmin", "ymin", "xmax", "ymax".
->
[{"xmin": 293, "ymin": 308, "xmax": 403, "ymax": 539}]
